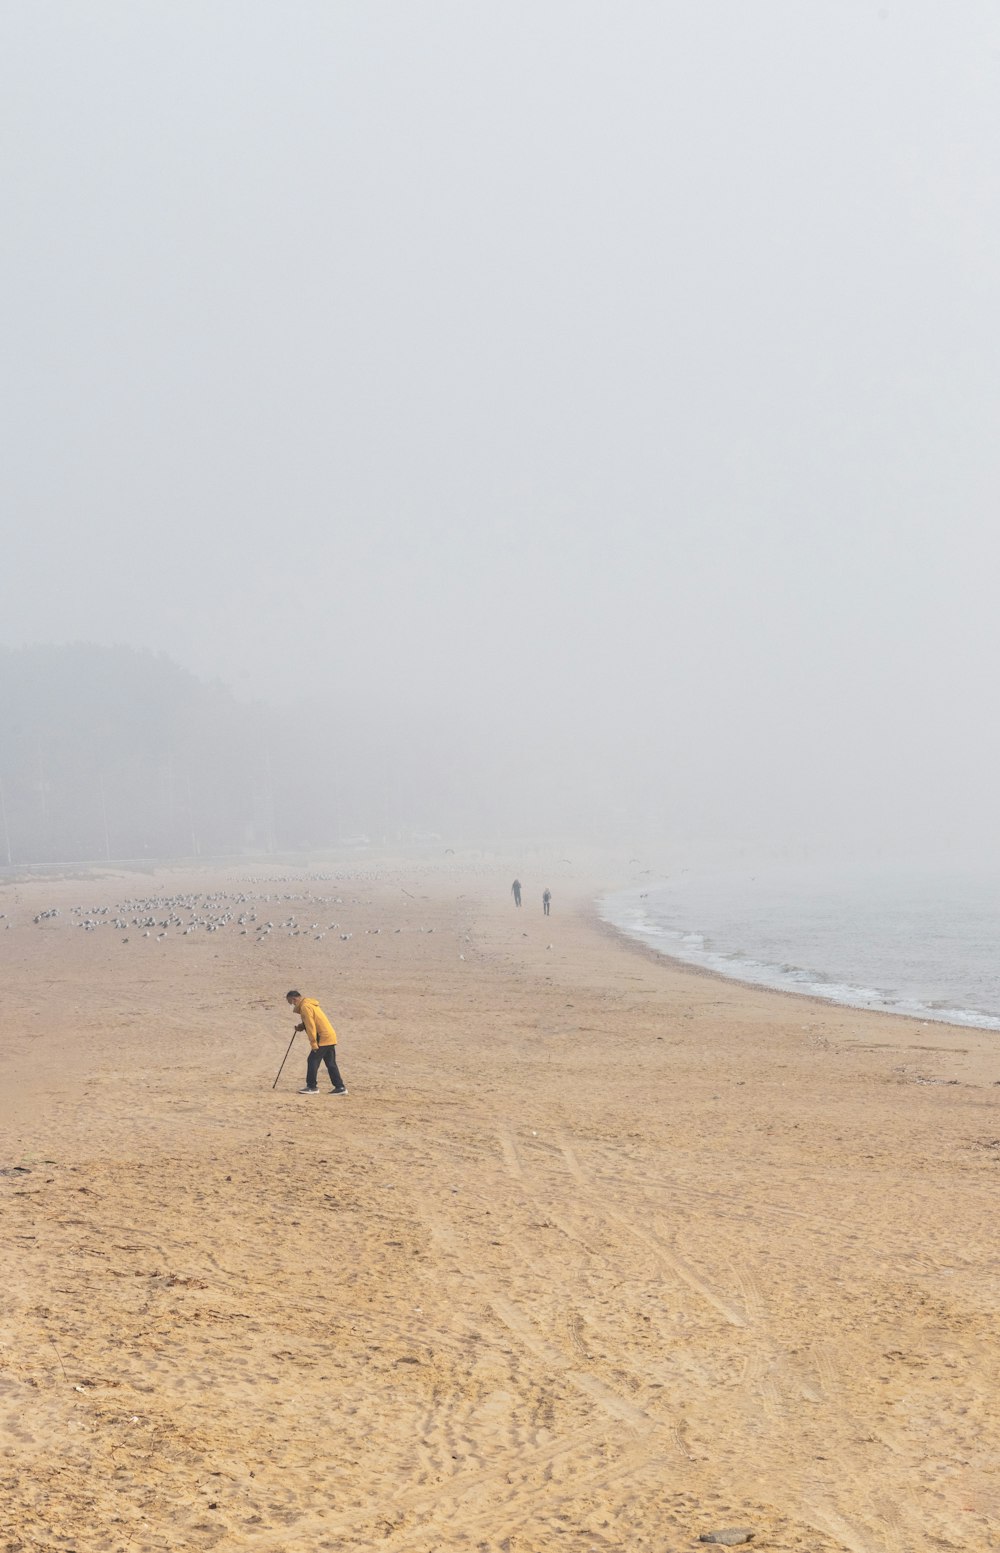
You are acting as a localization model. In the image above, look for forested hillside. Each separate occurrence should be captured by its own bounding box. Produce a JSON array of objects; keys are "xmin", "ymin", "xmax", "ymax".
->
[
  {"xmin": 0, "ymin": 645, "xmax": 271, "ymax": 863},
  {"xmin": 0, "ymin": 644, "xmax": 531, "ymax": 865}
]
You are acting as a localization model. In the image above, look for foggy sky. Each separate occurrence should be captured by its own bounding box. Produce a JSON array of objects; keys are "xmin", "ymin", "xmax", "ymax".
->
[{"xmin": 3, "ymin": 3, "xmax": 1000, "ymax": 849}]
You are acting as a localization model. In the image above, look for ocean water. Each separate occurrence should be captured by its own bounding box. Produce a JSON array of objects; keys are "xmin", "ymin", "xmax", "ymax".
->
[{"xmin": 600, "ymin": 863, "xmax": 1000, "ymax": 1031}]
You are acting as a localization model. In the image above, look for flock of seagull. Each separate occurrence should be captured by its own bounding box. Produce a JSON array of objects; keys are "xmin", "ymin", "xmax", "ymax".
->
[{"xmin": 21, "ymin": 889, "xmax": 390, "ymax": 945}]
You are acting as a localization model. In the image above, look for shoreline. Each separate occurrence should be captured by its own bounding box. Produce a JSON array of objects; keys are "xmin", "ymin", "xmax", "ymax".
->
[
  {"xmin": 588, "ymin": 894, "xmax": 1000, "ymax": 1084},
  {"xmin": 598, "ymin": 881, "xmax": 1000, "ymax": 1037},
  {"xmin": 586, "ymin": 897, "xmax": 963, "ymax": 1034}
]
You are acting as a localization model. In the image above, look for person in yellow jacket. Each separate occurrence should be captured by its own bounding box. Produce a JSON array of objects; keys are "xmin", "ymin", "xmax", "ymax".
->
[{"xmin": 286, "ymin": 990, "xmax": 348, "ymax": 1095}]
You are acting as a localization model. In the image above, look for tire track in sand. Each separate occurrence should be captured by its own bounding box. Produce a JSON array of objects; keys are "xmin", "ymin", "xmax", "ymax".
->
[
  {"xmin": 529, "ymin": 1128, "xmax": 918, "ymax": 1553},
  {"xmin": 555, "ymin": 1132, "xmax": 748, "ymax": 1328},
  {"xmin": 427, "ymin": 1218, "xmax": 653, "ymax": 1431}
]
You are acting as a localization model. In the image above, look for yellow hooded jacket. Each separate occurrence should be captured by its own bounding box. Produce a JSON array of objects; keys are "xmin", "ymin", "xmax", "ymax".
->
[{"xmin": 299, "ymin": 997, "xmax": 337, "ymax": 1049}]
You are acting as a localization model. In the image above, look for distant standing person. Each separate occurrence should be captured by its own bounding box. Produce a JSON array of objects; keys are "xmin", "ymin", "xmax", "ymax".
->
[
  {"xmin": 286, "ymin": 990, "xmax": 348, "ymax": 1095},
  {"xmin": 542, "ymin": 889, "xmax": 551, "ymax": 916},
  {"xmin": 511, "ymin": 879, "xmax": 522, "ymax": 908}
]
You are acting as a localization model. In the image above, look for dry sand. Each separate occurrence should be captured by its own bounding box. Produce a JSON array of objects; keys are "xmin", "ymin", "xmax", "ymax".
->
[{"xmin": 1, "ymin": 856, "xmax": 998, "ymax": 1552}]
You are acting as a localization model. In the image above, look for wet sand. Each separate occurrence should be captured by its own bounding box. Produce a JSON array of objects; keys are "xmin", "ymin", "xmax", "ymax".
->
[{"xmin": 1, "ymin": 857, "xmax": 998, "ymax": 1551}]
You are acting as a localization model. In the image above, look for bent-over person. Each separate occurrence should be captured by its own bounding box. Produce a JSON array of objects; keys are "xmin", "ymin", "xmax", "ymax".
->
[{"xmin": 286, "ymin": 990, "xmax": 348, "ymax": 1095}]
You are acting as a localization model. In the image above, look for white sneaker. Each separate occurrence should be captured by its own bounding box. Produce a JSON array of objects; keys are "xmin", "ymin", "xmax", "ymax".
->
[{"xmin": 297, "ymin": 1086, "xmax": 319, "ymax": 1094}]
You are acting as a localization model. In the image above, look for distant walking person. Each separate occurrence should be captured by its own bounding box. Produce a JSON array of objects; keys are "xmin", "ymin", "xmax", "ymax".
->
[
  {"xmin": 542, "ymin": 889, "xmax": 551, "ymax": 916},
  {"xmin": 286, "ymin": 990, "xmax": 348, "ymax": 1095},
  {"xmin": 511, "ymin": 879, "xmax": 522, "ymax": 908}
]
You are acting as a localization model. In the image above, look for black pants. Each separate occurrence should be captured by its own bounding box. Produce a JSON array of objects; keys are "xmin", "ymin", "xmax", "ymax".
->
[
  {"xmin": 306, "ymin": 1044, "xmax": 345, "ymax": 1091},
  {"xmin": 543, "ymin": 900, "xmax": 550, "ymax": 915}
]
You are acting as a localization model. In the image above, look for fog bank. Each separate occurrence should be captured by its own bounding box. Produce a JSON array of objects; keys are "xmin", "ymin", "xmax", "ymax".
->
[{"xmin": 3, "ymin": 4, "xmax": 999, "ymax": 858}]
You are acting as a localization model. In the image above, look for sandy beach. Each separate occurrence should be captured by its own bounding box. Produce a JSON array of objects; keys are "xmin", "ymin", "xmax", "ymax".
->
[{"xmin": 1, "ymin": 855, "xmax": 998, "ymax": 1552}]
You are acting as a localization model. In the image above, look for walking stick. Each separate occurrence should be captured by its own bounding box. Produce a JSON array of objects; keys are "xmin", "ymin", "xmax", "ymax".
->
[{"xmin": 272, "ymin": 1029, "xmax": 298, "ymax": 1090}]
